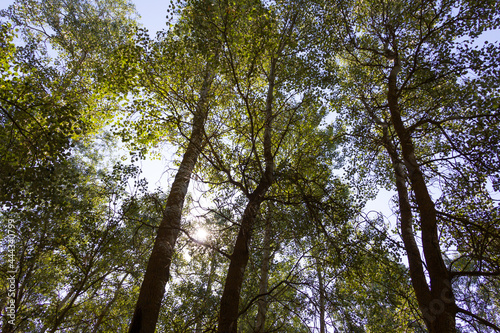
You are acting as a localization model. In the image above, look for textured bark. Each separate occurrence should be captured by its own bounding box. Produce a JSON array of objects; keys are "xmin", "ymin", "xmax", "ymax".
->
[
  {"xmin": 375, "ymin": 119, "xmax": 432, "ymax": 315},
  {"xmin": 217, "ymin": 59, "xmax": 276, "ymax": 333},
  {"xmin": 316, "ymin": 258, "xmax": 326, "ymax": 333},
  {"xmin": 217, "ymin": 198, "xmax": 266, "ymax": 333},
  {"xmin": 128, "ymin": 69, "xmax": 214, "ymax": 333},
  {"xmin": 254, "ymin": 214, "xmax": 272, "ymax": 333},
  {"xmin": 386, "ymin": 57, "xmax": 456, "ymax": 332}
]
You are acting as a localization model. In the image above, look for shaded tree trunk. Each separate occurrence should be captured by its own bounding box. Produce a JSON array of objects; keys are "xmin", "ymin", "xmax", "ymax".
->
[
  {"xmin": 128, "ymin": 68, "xmax": 214, "ymax": 333},
  {"xmin": 364, "ymin": 105, "xmax": 435, "ymax": 325},
  {"xmin": 217, "ymin": 59, "xmax": 276, "ymax": 333},
  {"xmin": 316, "ymin": 258, "xmax": 326, "ymax": 333},
  {"xmin": 217, "ymin": 197, "xmax": 267, "ymax": 333},
  {"xmin": 386, "ymin": 54, "xmax": 457, "ymax": 332}
]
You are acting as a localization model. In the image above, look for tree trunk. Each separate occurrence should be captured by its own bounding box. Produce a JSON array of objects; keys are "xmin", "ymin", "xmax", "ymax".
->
[
  {"xmin": 217, "ymin": 59, "xmax": 276, "ymax": 333},
  {"xmin": 386, "ymin": 56, "xmax": 456, "ymax": 332},
  {"xmin": 128, "ymin": 69, "xmax": 214, "ymax": 333},
  {"xmin": 374, "ymin": 119, "xmax": 433, "ymax": 316},
  {"xmin": 316, "ymin": 258, "xmax": 326, "ymax": 333},
  {"xmin": 254, "ymin": 212, "xmax": 272, "ymax": 333},
  {"xmin": 217, "ymin": 198, "xmax": 265, "ymax": 333}
]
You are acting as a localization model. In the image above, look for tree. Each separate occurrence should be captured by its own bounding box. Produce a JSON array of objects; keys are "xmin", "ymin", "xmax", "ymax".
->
[
  {"xmin": 123, "ymin": 0, "xmax": 227, "ymax": 331},
  {"xmin": 2, "ymin": 1, "xmax": 499, "ymax": 332},
  {"xmin": 191, "ymin": 1, "xmax": 325, "ymax": 330},
  {"xmin": 0, "ymin": 0, "xmax": 137, "ymax": 210},
  {"xmin": 0, "ymin": 2, "xmax": 145, "ymax": 331},
  {"xmin": 0, "ymin": 135, "xmax": 154, "ymax": 332},
  {"xmin": 315, "ymin": 0, "xmax": 500, "ymax": 331}
]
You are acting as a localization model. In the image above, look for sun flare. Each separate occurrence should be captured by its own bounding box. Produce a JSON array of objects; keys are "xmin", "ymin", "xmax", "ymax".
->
[{"xmin": 193, "ymin": 227, "xmax": 209, "ymax": 242}]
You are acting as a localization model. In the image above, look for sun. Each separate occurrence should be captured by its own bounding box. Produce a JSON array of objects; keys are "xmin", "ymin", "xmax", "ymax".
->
[{"xmin": 193, "ymin": 227, "xmax": 209, "ymax": 242}]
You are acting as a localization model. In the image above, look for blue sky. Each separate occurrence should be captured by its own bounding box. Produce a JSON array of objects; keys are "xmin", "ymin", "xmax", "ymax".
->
[{"xmin": 133, "ymin": 0, "xmax": 171, "ymax": 35}]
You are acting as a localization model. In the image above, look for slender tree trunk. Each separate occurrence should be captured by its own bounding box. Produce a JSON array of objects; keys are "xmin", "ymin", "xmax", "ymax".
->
[
  {"xmin": 128, "ymin": 68, "xmax": 214, "ymax": 333},
  {"xmin": 386, "ymin": 138, "xmax": 436, "ymax": 315},
  {"xmin": 316, "ymin": 258, "xmax": 326, "ymax": 333},
  {"xmin": 254, "ymin": 212, "xmax": 272, "ymax": 333},
  {"xmin": 217, "ymin": 59, "xmax": 276, "ymax": 333},
  {"xmin": 386, "ymin": 55, "xmax": 456, "ymax": 332},
  {"xmin": 217, "ymin": 198, "xmax": 265, "ymax": 333}
]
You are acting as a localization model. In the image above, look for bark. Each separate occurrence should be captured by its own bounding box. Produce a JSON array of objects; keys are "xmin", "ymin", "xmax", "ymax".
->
[
  {"xmin": 254, "ymin": 213, "xmax": 272, "ymax": 333},
  {"xmin": 128, "ymin": 68, "xmax": 214, "ymax": 333},
  {"xmin": 217, "ymin": 198, "xmax": 266, "ymax": 333},
  {"xmin": 316, "ymin": 258, "xmax": 326, "ymax": 333},
  {"xmin": 368, "ymin": 114, "xmax": 432, "ymax": 315},
  {"xmin": 217, "ymin": 59, "xmax": 276, "ymax": 333},
  {"xmin": 386, "ymin": 55, "xmax": 456, "ymax": 332}
]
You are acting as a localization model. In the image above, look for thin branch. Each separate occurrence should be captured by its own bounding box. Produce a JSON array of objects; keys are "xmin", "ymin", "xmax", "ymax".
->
[
  {"xmin": 450, "ymin": 270, "xmax": 500, "ymax": 279},
  {"xmin": 456, "ymin": 307, "xmax": 500, "ymax": 332}
]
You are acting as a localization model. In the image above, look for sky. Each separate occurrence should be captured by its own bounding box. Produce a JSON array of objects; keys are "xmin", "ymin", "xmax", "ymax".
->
[{"xmin": 133, "ymin": 0, "xmax": 171, "ymax": 36}]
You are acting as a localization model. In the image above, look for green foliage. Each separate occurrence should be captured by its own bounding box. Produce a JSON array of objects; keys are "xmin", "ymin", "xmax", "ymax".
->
[
  {"xmin": 1, "ymin": 0, "xmax": 499, "ymax": 331},
  {"xmin": 0, "ymin": 136, "xmax": 155, "ymax": 332},
  {"xmin": 0, "ymin": 0, "xmax": 138, "ymax": 210},
  {"xmin": 313, "ymin": 0, "xmax": 500, "ymax": 330}
]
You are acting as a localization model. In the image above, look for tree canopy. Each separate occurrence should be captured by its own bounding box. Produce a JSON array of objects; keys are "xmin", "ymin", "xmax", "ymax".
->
[{"xmin": 1, "ymin": 0, "xmax": 499, "ymax": 332}]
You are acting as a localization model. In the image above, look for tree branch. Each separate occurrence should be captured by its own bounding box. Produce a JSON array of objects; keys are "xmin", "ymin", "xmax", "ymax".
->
[{"xmin": 456, "ymin": 307, "xmax": 500, "ymax": 332}]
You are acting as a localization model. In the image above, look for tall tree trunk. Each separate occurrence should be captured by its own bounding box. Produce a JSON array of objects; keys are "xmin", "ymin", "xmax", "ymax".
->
[
  {"xmin": 128, "ymin": 68, "xmax": 214, "ymax": 333},
  {"xmin": 217, "ymin": 198, "xmax": 265, "ymax": 333},
  {"xmin": 386, "ymin": 54, "xmax": 456, "ymax": 332},
  {"xmin": 254, "ymin": 212, "xmax": 272, "ymax": 333},
  {"xmin": 383, "ymin": 132, "xmax": 433, "ymax": 316},
  {"xmin": 217, "ymin": 59, "xmax": 276, "ymax": 333},
  {"xmin": 365, "ymin": 98, "xmax": 434, "ymax": 330},
  {"xmin": 316, "ymin": 258, "xmax": 326, "ymax": 333}
]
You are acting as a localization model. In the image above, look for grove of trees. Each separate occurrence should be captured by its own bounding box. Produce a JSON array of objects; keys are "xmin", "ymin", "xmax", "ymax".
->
[{"xmin": 1, "ymin": 0, "xmax": 499, "ymax": 332}]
